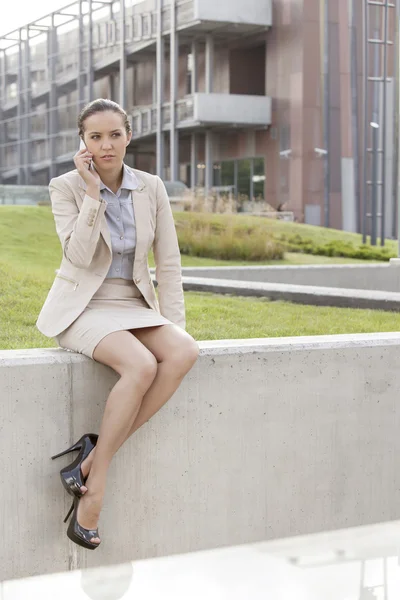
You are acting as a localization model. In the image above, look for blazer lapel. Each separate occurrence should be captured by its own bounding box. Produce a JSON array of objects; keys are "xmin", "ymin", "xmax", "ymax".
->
[{"xmin": 131, "ymin": 176, "xmax": 148, "ymax": 273}]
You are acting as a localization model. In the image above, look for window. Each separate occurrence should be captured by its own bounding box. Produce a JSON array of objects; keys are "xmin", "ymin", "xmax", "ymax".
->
[
  {"xmin": 238, "ymin": 159, "xmax": 251, "ymax": 199},
  {"xmin": 253, "ymin": 157, "xmax": 265, "ymax": 200},
  {"xmin": 211, "ymin": 158, "xmax": 265, "ymax": 199}
]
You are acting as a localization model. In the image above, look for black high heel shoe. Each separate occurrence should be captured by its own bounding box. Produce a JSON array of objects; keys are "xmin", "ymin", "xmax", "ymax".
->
[
  {"xmin": 51, "ymin": 433, "xmax": 98, "ymax": 507},
  {"xmin": 66, "ymin": 496, "xmax": 101, "ymax": 550}
]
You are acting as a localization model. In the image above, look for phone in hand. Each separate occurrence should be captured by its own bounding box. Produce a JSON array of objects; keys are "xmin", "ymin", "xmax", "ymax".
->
[{"xmin": 79, "ymin": 138, "xmax": 96, "ymax": 172}]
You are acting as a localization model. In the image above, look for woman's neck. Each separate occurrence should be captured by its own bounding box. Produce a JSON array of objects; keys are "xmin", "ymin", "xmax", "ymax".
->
[{"xmin": 96, "ymin": 163, "xmax": 124, "ymax": 194}]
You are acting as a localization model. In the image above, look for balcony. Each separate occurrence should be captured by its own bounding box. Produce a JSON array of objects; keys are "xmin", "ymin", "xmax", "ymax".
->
[
  {"xmin": 131, "ymin": 93, "xmax": 271, "ymax": 140},
  {"xmin": 74, "ymin": 0, "xmax": 272, "ymax": 66}
]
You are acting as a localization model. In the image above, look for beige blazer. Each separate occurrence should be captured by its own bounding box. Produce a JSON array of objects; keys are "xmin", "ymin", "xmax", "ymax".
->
[{"xmin": 36, "ymin": 166, "xmax": 185, "ymax": 338}]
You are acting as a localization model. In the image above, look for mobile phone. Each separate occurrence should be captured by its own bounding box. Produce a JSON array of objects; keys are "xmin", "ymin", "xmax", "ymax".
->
[{"xmin": 79, "ymin": 138, "xmax": 94, "ymax": 170}]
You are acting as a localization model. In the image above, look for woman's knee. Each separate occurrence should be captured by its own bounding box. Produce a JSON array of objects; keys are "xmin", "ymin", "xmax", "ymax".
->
[
  {"xmin": 93, "ymin": 330, "xmax": 158, "ymax": 387},
  {"xmin": 122, "ymin": 353, "xmax": 158, "ymax": 390},
  {"xmin": 168, "ymin": 335, "xmax": 200, "ymax": 373}
]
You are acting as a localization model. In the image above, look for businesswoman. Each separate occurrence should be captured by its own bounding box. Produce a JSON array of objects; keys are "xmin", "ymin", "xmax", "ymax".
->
[{"xmin": 36, "ymin": 98, "xmax": 199, "ymax": 550}]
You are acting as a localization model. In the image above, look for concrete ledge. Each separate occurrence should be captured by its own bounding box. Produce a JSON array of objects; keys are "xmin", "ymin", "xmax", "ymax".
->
[
  {"xmin": 181, "ymin": 276, "xmax": 400, "ymax": 311},
  {"xmin": 177, "ymin": 264, "xmax": 400, "ymax": 292},
  {"xmin": 2, "ymin": 334, "xmax": 400, "ymax": 580}
]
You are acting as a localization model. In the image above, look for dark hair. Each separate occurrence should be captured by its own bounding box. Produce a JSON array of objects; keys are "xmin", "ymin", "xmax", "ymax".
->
[{"xmin": 78, "ymin": 98, "xmax": 132, "ymax": 139}]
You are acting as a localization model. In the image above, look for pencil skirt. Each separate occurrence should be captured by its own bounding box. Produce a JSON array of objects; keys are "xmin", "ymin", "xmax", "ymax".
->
[{"xmin": 54, "ymin": 277, "xmax": 173, "ymax": 360}]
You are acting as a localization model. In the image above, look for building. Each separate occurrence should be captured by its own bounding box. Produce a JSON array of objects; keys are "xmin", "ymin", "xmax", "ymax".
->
[{"xmin": 0, "ymin": 0, "xmax": 398, "ymax": 235}]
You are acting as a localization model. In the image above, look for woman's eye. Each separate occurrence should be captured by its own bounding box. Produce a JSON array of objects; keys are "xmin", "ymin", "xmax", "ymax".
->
[{"xmin": 91, "ymin": 133, "xmax": 120, "ymax": 139}]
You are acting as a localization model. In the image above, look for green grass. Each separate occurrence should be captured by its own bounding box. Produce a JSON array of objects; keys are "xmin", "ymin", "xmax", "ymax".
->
[
  {"xmin": 187, "ymin": 292, "xmax": 400, "ymax": 340},
  {"xmin": 0, "ymin": 205, "xmax": 398, "ymax": 351}
]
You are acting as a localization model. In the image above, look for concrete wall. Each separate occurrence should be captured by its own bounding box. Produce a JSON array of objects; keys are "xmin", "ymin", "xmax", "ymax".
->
[
  {"xmin": 2, "ymin": 333, "xmax": 400, "ymax": 580},
  {"xmin": 179, "ymin": 264, "xmax": 400, "ymax": 292},
  {"xmin": 195, "ymin": 0, "xmax": 272, "ymax": 26},
  {"xmin": 194, "ymin": 93, "xmax": 272, "ymax": 126}
]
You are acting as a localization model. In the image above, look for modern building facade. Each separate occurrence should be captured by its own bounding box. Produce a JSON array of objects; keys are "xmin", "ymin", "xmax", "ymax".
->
[{"xmin": 0, "ymin": 0, "xmax": 398, "ymax": 235}]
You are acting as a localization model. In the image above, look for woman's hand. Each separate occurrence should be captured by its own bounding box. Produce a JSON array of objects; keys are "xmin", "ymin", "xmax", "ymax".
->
[{"xmin": 73, "ymin": 148, "xmax": 101, "ymax": 188}]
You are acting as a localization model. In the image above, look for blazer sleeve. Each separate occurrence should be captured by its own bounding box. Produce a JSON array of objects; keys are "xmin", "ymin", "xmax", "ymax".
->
[
  {"xmin": 153, "ymin": 176, "xmax": 186, "ymax": 330},
  {"xmin": 49, "ymin": 176, "xmax": 107, "ymax": 269}
]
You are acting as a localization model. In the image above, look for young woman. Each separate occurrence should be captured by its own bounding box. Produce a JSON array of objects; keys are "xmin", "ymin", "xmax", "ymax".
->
[{"xmin": 36, "ymin": 98, "xmax": 199, "ymax": 550}]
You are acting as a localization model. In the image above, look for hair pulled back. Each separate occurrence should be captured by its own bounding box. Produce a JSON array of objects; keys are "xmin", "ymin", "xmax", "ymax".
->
[{"xmin": 78, "ymin": 98, "xmax": 132, "ymax": 138}]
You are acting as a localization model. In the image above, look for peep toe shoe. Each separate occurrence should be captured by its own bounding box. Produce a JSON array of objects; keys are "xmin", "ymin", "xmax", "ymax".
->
[
  {"xmin": 51, "ymin": 433, "xmax": 98, "ymax": 500},
  {"xmin": 66, "ymin": 496, "xmax": 101, "ymax": 550}
]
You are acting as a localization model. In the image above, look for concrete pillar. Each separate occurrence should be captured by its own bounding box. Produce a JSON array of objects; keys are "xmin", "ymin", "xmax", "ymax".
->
[
  {"xmin": 0, "ymin": 50, "xmax": 5, "ymax": 183},
  {"xmin": 87, "ymin": 0, "xmax": 94, "ymax": 101},
  {"xmin": 156, "ymin": 0, "xmax": 165, "ymax": 177},
  {"xmin": 17, "ymin": 29, "xmax": 24, "ymax": 184},
  {"xmin": 48, "ymin": 18, "xmax": 58, "ymax": 180},
  {"xmin": 191, "ymin": 40, "xmax": 198, "ymax": 94},
  {"xmin": 190, "ymin": 133, "xmax": 197, "ymax": 189},
  {"xmin": 204, "ymin": 35, "xmax": 214, "ymax": 195},
  {"xmin": 119, "ymin": 0, "xmax": 127, "ymax": 109},
  {"xmin": 109, "ymin": 74, "xmax": 117, "ymax": 101},
  {"xmin": 24, "ymin": 26, "xmax": 32, "ymax": 183},
  {"xmin": 205, "ymin": 130, "xmax": 213, "ymax": 195},
  {"xmin": 170, "ymin": 0, "xmax": 179, "ymax": 181},
  {"xmin": 152, "ymin": 58, "xmax": 157, "ymax": 104},
  {"xmin": 205, "ymin": 35, "xmax": 214, "ymax": 94},
  {"xmin": 78, "ymin": 0, "xmax": 85, "ymax": 113}
]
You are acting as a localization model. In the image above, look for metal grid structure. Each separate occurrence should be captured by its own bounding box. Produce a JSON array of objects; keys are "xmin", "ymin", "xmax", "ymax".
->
[
  {"xmin": 362, "ymin": 0, "xmax": 400, "ymax": 245},
  {"xmin": 0, "ymin": 0, "xmax": 131, "ymax": 184},
  {"xmin": 0, "ymin": 0, "xmax": 271, "ymax": 190}
]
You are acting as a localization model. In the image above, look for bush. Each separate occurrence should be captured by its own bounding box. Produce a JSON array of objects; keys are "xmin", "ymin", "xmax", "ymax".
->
[
  {"xmin": 173, "ymin": 212, "xmax": 395, "ymax": 262},
  {"xmin": 279, "ymin": 234, "xmax": 395, "ymax": 262},
  {"xmin": 176, "ymin": 218, "xmax": 285, "ymax": 261}
]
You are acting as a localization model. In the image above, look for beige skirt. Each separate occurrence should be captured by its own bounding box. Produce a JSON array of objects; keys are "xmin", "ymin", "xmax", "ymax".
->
[{"xmin": 54, "ymin": 277, "xmax": 173, "ymax": 359}]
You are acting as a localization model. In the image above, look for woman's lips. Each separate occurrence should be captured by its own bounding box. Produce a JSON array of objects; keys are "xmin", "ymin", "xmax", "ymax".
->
[{"xmin": 101, "ymin": 155, "xmax": 115, "ymax": 160}]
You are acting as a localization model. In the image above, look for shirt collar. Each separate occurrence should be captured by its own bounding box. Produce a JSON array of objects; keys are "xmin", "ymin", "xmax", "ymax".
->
[{"xmin": 99, "ymin": 163, "xmax": 139, "ymax": 192}]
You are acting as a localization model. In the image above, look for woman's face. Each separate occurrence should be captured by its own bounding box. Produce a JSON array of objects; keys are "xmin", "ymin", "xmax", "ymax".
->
[{"xmin": 82, "ymin": 111, "xmax": 132, "ymax": 169}]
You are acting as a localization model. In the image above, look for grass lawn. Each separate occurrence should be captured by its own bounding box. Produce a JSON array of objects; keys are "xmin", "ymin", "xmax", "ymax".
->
[{"xmin": 0, "ymin": 205, "xmax": 398, "ymax": 351}]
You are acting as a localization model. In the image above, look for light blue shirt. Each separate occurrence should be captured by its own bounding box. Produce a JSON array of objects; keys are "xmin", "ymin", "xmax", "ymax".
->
[{"xmin": 99, "ymin": 163, "xmax": 139, "ymax": 280}]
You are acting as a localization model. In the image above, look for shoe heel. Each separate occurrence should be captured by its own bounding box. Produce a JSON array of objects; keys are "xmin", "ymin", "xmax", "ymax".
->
[
  {"xmin": 51, "ymin": 439, "xmax": 83, "ymax": 460},
  {"xmin": 64, "ymin": 500, "xmax": 74, "ymax": 524}
]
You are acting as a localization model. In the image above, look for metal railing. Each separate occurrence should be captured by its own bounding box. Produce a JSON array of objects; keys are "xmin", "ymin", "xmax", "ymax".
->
[
  {"xmin": 131, "ymin": 95, "xmax": 195, "ymax": 138},
  {"xmin": 1, "ymin": 0, "xmax": 197, "ymax": 106}
]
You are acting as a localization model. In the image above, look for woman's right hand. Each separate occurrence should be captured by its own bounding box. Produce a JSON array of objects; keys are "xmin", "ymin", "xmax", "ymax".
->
[{"xmin": 73, "ymin": 149, "xmax": 101, "ymax": 188}]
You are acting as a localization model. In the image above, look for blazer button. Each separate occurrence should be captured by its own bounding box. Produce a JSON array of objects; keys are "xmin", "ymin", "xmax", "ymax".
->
[{"xmin": 135, "ymin": 277, "xmax": 141, "ymax": 284}]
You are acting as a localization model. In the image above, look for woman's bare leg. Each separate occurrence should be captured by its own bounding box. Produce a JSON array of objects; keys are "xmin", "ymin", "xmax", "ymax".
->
[
  {"xmin": 81, "ymin": 325, "xmax": 199, "ymax": 488},
  {"xmin": 76, "ymin": 330, "xmax": 158, "ymax": 543}
]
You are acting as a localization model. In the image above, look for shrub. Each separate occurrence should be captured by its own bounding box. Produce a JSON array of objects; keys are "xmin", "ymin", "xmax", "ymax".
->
[
  {"xmin": 280, "ymin": 234, "xmax": 395, "ymax": 262},
  {"xmin": 176, "ymin": 217, "xmax": 284, "ymax": 260},
  {"xmin": 173, "ymin": 212, "xmax": 395, "ymax": 262}
]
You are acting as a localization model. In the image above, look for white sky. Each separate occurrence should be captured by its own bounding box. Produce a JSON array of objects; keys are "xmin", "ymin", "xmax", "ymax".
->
[{"xmin": 1, "ymin": 1, "xmax": 71, "ymax": 36}]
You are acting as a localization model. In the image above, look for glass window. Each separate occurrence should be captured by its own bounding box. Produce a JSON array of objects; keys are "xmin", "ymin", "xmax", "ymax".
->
[
  {"xmin": 213, "ymin": 163, "xmax": 221, "ymax": 187},
  {"xmin": 221, "ymin": 161, "xmax": 234, "ymax": 187},
  {"xmin": 253, "ymin": 157, "xmax": 265, "ymax": 200},
  {"xmin": 238, "ymin": 159, "xmax": 251, "ymax": 199}
]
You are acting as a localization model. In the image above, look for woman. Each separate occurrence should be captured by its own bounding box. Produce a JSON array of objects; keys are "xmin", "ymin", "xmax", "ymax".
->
[{"xmin": 36, "ymin": 98, "xmax": 200, "ymax": 550}]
